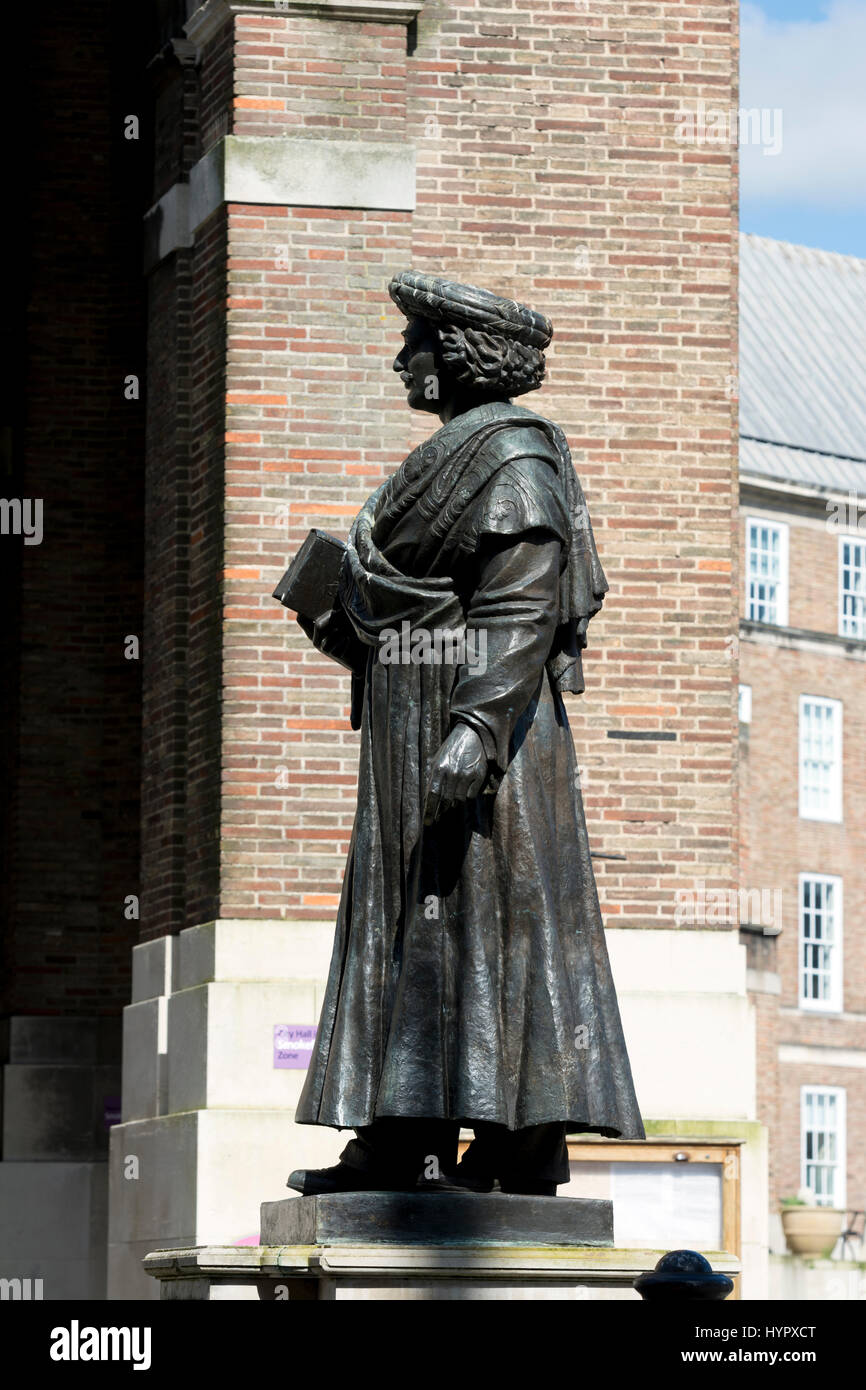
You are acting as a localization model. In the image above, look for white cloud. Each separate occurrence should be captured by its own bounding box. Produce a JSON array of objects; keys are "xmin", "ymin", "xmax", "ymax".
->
[{"xmin": 741, "ymin": 0, "xmax": 866, "ymax": 208}]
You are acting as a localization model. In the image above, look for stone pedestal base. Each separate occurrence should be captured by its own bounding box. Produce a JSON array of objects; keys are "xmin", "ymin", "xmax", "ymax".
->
[
  {"xmin": 144, "ymin": 1240, "xmax": 739, "ymax": 1300},
  {"xmin": 261, "ymin": 1191, "xmax": 614, "ymax": 1248},
  {"xmin": 144, "ymin": 1193, "xmax": 738, "ymax": 1300}
]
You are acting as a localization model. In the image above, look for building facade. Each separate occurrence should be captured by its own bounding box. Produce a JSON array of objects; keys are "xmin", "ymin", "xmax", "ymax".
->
[{"xmin": 738, "ymin": 234, "xmax": 866, "ymax": 1294}]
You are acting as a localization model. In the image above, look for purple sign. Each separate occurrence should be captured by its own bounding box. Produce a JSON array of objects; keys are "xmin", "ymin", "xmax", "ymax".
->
[
  {"xmin": 274, "ymin": 1023, "xmax": 317, "ymax": 1069},
  {"xmin": 103, "ymin": 1096, "xmax": 122, "ymax": 1130}
]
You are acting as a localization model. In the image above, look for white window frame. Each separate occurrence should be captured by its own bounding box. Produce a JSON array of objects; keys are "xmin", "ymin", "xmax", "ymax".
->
[
  {"xmin": 801, "ymin": 1086, "xmax": 846, "ymax": 1209},
  {"xmin": 738, "ymin": 683, "xmax": 752, "ymax": 724},
  {"xmin": 799, "ymin": 873, "xmax": 843, "ymax": 1013},
  {"xmin": 746, "ymin": 516, "xmax": 789, "ymax": 625},
  {"xmin": 798, "ymin": 695, "xmax": 843, "ymax": 823},
  {"xmin": 838, "ymin": 534, "xmax": 866, "ymax": 638}
]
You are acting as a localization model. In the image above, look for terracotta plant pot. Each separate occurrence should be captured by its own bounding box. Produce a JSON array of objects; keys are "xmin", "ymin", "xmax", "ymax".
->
[{"xmin": 781, "ymin": 1205, "xmax": 844, "ymax": 1258}]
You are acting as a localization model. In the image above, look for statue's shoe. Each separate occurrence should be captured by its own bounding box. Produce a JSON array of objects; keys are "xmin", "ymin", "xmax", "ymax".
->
[
  {"xmin": 287, "ymin": 1164, "xmax": 410, "ymax": 1195},
  {"xmin": 286, "ymin": 1164, "xmax": 496, "ymax": 1196}
]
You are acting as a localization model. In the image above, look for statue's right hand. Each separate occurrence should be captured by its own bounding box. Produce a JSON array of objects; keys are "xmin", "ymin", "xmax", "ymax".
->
[{"xmin": 424, "ymin": 724, "xmax": 489, "ymax": 824}]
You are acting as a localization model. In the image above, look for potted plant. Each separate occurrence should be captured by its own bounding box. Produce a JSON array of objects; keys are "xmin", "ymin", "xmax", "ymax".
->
[{"xmin": 780, "ymin": 1187, "xmax": 845, "ymax": 1257}]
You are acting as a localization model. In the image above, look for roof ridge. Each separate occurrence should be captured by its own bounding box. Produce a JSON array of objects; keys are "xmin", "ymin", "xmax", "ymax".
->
[
  {"xmin": 740, "ymin": 435, "xmax": 866, "ymax": 468},
  {"xmin": 739, "ymin": 232, "xmax": 866, "ymax": 272}
]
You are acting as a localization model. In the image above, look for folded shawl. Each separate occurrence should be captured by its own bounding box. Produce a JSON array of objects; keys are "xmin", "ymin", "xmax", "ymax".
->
[{"xmin": 368, "ymin": 403, "xmax": 608, "ymax": 695}]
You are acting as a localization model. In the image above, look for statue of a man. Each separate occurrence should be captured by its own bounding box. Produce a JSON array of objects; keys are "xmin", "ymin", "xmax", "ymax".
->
[{"xmin": 287, "ymin": 272, "xmax": 644, "ymax": 1198}]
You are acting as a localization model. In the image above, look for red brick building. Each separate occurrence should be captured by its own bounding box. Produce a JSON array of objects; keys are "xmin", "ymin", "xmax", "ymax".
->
[{"xmin": 738, "ymin": 235, "xmax": 866, "ymax": 1284}]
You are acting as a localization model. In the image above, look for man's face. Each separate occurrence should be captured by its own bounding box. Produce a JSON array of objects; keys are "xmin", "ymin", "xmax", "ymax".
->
[{"xmin": 393, "ymin": 317, "xmax": 447, "ymax": 414}]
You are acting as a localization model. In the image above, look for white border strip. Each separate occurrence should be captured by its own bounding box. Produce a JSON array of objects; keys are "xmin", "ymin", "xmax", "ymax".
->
[
  {"xmin": 145, "ymin": 135, "xmax": 416, "ymax": 267},
  {"xmin": 781, "ymin": 1043, "xmax": 866, "ymax": 1069}
]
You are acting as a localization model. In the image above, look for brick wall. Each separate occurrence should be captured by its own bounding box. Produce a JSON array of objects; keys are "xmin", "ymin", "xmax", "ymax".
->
[
  {"xmin": 739, "ymin": 639, "xmax": 866, "ymax": 988},
  {"xmin": 740, "ymin": 494, "xmax": 866, "ymax": 1215},
  {"xmin": 0, "ymin": 2, "xmax": 147, "ymax": 1014},
  {"xmin": 139, "ymin": 1, "xmax": 740, "ymax": 940},
  {"xmin": 232, "ymin": 14, "xmax": 410, "ymax": 139}
]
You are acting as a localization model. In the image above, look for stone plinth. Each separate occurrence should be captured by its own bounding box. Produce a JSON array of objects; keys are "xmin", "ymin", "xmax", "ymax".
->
[
  {"xmin": 144, "ymin": 1241, "xmax": 740, "ymax": 1301},
  {"xmin": 261, "ymin": 1192, "xmax": 614, "ymax": 1248},
  {"xmin": 145, "ymin": 1195, "xmax": 739, "ymax": 1300}
]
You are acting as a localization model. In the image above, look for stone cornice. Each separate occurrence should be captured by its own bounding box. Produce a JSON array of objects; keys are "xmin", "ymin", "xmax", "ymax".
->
[
  {"xmin": 740, "ymin": 617, "xmax": 866, "ymax": 662},
  {"xmin": 740, "ymin": 470, "xmax": 866, "ymax": 518},
  {"xmin": 146, "ymin": 37, "xmax": 199, "ymax": 75},
  {"xmin": 778, "ymin": 1042, "xmax": 866, "ymax": 1068},
  {"xmin": 185, "ymin": 0, "xmax": 422, "ymax": 49},
  {"xmin": 191, "ymin": 134, "xmax": 416, "ymax": 221},
  {"xmin": 144, "ymin": 134, "xmax": 416, "ymax": 270}
]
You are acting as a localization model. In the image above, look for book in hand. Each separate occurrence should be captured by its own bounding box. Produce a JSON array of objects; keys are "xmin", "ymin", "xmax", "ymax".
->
[{"xmin": 272, "ymin": 529, "xmax": 346, "ymax": 620}]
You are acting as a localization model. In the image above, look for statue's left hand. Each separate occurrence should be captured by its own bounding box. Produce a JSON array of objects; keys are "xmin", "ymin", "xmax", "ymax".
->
[{"xmin": 424, "ymin": 724, "xmax": 489, "ymax": 824}]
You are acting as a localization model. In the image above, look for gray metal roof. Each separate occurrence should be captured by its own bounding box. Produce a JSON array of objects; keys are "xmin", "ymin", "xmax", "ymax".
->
[
  {"xmin": 740, "ymin": 234, "xmax": 866, "ymax": 491},
  {"xmin": 740, "ymin": 438, "xmax": 866, "ymax": 495}
]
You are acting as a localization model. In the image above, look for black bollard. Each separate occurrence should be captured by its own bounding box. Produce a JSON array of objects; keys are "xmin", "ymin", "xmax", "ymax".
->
[{"xmin": 634, "ymin": 1249, "xmax": 734, "ymax": 1301}]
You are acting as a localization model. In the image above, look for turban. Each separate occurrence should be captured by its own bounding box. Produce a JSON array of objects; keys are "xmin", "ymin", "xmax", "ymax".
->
[{"xmin": 388, "ymin": 271, "xmax": 553, "ymax": 351}]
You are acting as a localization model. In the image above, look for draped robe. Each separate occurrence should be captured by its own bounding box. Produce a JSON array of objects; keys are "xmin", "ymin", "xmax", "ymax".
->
[{"xmin": 295, "ymin": 400, "xmax": 645, "ymax": 1138}]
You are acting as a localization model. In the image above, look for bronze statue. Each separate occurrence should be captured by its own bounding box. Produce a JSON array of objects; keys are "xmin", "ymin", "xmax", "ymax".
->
[{"xmin": 280, "ymin": 272, "xmax": 644, "ymax": 1198}]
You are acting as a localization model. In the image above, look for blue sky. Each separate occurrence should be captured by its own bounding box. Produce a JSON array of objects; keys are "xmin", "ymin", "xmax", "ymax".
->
[{"xmin": 740, "ymin": 0, "xmax": 866, "ymax": 257}]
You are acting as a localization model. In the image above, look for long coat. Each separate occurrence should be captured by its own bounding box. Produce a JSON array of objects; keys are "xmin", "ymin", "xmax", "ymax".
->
[{"xmin": 295, "ymin": 401, "xmax": 645, "ymax": 1138}]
